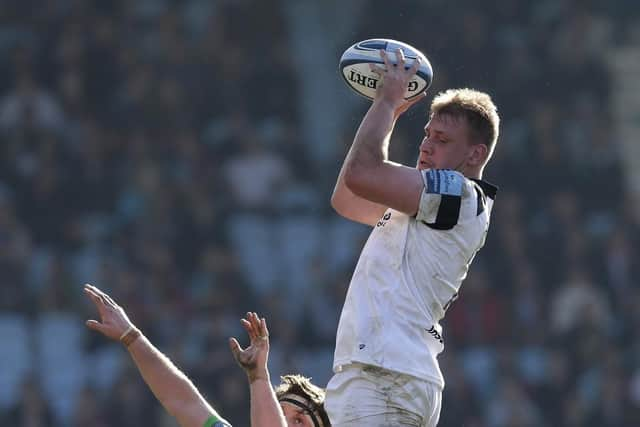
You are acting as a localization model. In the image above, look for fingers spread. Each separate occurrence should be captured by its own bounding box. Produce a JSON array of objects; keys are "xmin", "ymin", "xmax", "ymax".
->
[
  {"xmin": 229, "ymin": 337, "xmax": 245, "ymax": 362},
  {"xmin": 260, "ymin": 317, "xmax": 269, "ymax": 340},
  {"xmin": 246, "ymin": 313, "xmax": 263, "ymax": 340},
  {"xmin": 249, "ymin": 313, "xmax": 266, "ymax": 339},
  {"xmin": 90, "ymin": 286, "xmax": 115, "ymax": 308},
  {"xmin": 85, "ymin": 284, "xmax": 102, "ymax": 298},
  {"xmin": 395, "ymin": 47, "xmax": 406, "ymax": 66},
  {"xmin": 410, "ymin": 56, "xmax": 421, "ymax": 73},
  {"xmin": 380, "ymin": 49, "xmax": 392, "ymax": 68},
  {"xmin": 240, "ymin": 312, "xmax": 270, "ymax": 342},
  {"xmin": 85, "ymin": 285, "xmax": 108, "ymax": 307},
  {"xmin": 369, "ymin": 63, "xmax": 385, "ymax": 76},
  {"xmin": 240, "ymin": 318, "xmax": 254, "ymax": 339},
  {"xmin": 85, "ymin": 319, "xmax": 104, "ymax": 333},
  {"xmin": 103, "ymin": 295, "xmax": 117, "ymax": 308},
  {"xmin": 84, "ymin": 285, "xmax": 98, "ymax": 298},
  {"xmin": 250, "ymin": 312, "xmax": 260, "ymax": 330},
  {"xmin": 229, "ymin": 337, "xmax": 242, "ymax": 353},
  {"xmin": 84, "ymin": 287, "xmax": 107, "ymax": 316},
  {"xmin": 84, "ymin": 286, "xmax": 99, "ymax": 302}
]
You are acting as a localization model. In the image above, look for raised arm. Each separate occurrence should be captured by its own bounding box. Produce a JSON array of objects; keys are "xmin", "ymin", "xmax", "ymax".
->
[
  {"xmin": 83, "ymin": 284, "xmax": 230, "ymax": 427},
  {"xmin": 331, "ymin": 145, "xmax": 390, "ymax": 226},
  {"xmin": 229, "ymin": 313, "xmax": 287, "ymax": 427},
  {"xmin": 340, "ymin": 49, "xmax": 427, "ymax": 217}
]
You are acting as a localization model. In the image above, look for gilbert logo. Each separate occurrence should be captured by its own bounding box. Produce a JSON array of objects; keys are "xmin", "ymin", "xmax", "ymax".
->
[
  {"xmin": 347, "ymin": 70, "xmax": 419, "ymax": 92},
  {"xmin": 348, "ymin": 70, "xmax": 378, "ymax": 89},
  {"xmin": 376, "ymin": 212, "xmax": 392, "ymax": 228}
]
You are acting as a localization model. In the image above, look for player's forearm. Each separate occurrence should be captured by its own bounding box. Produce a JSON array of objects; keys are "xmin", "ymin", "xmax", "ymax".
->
[
  {"xmin": 332, "ymin": 119, "xmax": 392, "ymax": 223},
  {"xmin": 249, "ymin": 376, "xmax": 287, "ymax": 427},
  {"xmin": 345, "ymin": 100, "xmax": 397, "ymax": 177},
  {"xmin": 127, "ymin": 334, "xmax": 216, "ymax": 427}
]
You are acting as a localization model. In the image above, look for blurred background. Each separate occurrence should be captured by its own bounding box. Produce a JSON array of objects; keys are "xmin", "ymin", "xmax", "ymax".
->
[{"xmin": 0, "ymin": 0, "xmax": 639, "ymax": 425}]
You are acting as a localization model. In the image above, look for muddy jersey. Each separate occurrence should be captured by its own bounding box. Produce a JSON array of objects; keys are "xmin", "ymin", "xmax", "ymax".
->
[{"xmin": 333, "ymin": 169, "xmax": 497, "ymax": 388}]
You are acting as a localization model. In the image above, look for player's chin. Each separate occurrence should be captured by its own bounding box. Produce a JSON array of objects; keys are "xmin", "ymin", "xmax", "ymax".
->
[{"xmin": 417, "ymin": 161, "xmax": 431, "ymax": 170}]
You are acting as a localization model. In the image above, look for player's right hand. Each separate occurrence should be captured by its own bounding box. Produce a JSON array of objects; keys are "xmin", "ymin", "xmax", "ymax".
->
[
  {"xmin": 84, "ymin": 284, "xmax": 135, "ymax": 341},
  {"xmin": 370, "ymin": 48, "xmax": 426, "ymax": 114},
  {"xmin": 229, "ymin": 312, "xmax": 270, "ymax": 383}
]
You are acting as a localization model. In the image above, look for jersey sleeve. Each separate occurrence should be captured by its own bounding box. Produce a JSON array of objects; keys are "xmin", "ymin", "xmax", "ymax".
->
[
  {"xmin": 203, "ymin": 415, "xmax": 232, "ymax": 427},
  {"xmin": 415, "ymin": 169, "xmax": 466, "ymax": 230}
]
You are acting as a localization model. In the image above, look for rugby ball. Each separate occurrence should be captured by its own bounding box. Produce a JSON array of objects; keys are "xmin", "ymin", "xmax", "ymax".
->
[{"xmin": 339, "ymin": 39, "xmax": 433, "ymax": 101}]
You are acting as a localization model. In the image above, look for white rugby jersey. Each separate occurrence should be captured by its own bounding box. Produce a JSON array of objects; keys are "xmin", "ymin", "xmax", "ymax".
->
[{"xmin": 333, "ymin": 169, "xmax": 497, "ymax": 388}]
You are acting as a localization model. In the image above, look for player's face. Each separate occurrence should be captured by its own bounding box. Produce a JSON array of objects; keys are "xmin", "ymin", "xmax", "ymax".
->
[
  {"xmin": 280, "ymin": 403, "xmax": 315, "ymax": 427},
  {"xmin": 417, "ymin": 114, "xmax": 475, "ymax": 172}
]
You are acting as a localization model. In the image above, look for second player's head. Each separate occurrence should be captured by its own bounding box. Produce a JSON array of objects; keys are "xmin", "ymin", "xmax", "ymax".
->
[
  {"xmin": 418, "ymin": 88, "xmax": 500, "ymax": 178},
  {"xmin": 276, "ymin": 374, "xmax": 331, "ymax": 427}
]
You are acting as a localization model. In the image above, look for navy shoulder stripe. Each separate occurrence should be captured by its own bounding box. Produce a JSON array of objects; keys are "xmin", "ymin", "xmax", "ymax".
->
[
  {"xmin": 471, "ymin": 179, "xmax": 498, "ymax": 200},
  {"xmin": 422, "ymin": 194, "xmax": 461, "ymax": 230},
  {"xmin": 475, "ymin": 186, "xmax": 485, "ymax": 216}
]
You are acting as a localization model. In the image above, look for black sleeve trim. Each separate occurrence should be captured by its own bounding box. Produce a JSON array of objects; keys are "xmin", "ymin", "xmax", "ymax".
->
[
  {"xmin": 421, "ymin": 194, "xmax": 461, "ymax": 230},
  {"xmin": 475, "ymin": 186, "xmax": 485, "ymax": 216},
  {"xmin": 470, "ymin": 179, "xmax": 498, "ymax": 200}
]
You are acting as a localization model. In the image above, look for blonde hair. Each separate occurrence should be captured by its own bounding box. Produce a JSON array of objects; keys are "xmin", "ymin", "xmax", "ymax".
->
[{"xmin": 430, "ymin": 88, "xmax": 500, "ymax": 159}]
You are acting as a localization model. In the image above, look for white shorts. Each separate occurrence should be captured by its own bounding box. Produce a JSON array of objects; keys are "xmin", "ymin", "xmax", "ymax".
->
[{"xmin": 325, "ymin": 363, "xmax": 442, "ymax": 427}]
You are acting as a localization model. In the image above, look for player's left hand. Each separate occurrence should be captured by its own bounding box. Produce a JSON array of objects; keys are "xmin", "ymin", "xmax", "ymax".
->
[
  {"xmin": 229, "ymin": 312, "xmax": 270, "ymax": 383},
  {"xmin": 84, "ymin": 284, "xmax": 135, "ymax": 341},
  {"xmin": 370, "ymin": 48, "xmax": 427, "ymax": 114}
]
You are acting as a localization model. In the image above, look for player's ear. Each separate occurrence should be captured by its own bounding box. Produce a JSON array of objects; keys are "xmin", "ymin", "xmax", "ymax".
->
[{"xmin": 468, "ymin": 144, "xmax": 488, "ymax": 166}]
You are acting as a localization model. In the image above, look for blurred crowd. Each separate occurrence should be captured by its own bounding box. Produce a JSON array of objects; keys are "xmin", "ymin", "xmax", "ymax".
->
[{"xmin": 0, "ymin": 0, "xmax": 639, "ymax": 426}]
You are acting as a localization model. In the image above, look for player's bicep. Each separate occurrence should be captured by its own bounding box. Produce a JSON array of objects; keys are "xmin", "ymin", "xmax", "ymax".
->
[
  {"xmin": 331, "ymin": 181, "xmax": 388, "ymax": 226},
  {"xmin": 416, "ymin": 169, "xmax": 464, "ymax": 230},
  {"xmin": 344, "ymin": 161, "xmax": 423, "ymax": 216}
]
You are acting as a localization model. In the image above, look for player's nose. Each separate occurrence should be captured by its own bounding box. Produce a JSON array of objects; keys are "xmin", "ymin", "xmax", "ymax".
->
[{"xmin": 420, "ymin": 138, "xmax": 433, "ymax": 153}]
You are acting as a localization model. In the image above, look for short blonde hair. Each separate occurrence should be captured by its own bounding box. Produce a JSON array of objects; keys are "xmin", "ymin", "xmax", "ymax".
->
[{"xmin": 430, "ymin": 88, "xmax": 500, "ymax": 158}]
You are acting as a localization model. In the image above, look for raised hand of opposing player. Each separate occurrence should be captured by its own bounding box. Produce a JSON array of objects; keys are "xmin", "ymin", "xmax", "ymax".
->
[
  {"xmin": 370, "ymin": 48, "xmax": 426, "ymax": 116},
  {"xmin": 229, "ymin": 312, "xmax": 270, "ymax": 383},
  {"xmin": 84, "ymin": 284, "xmax": 135, "ymax": 341}
]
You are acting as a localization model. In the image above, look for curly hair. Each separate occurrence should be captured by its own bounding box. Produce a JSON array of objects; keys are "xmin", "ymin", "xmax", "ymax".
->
[{"xmin": 275, "ymin": 374, "xmax": 331, "ymax": 427}]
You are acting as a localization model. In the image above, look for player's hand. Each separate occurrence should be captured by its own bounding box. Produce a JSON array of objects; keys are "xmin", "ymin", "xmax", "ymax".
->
[
  {"xmin": 84, "ymin": 284, "xmax": 135, "ymax": 341},
  {"xmin": 370, "ymin": 48, "xmax": 426, "ymax": 115},
  {"xmin": 229, "ymin": 312, "xmax": 270, "ymax": 383}
]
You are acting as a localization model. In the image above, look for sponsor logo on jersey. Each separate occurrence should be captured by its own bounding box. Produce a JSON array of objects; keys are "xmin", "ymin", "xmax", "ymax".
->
[
  {"xmin": 376, "ymin": 212, "xmax": 392, "ymax": 227},
  {"xmin": 426, "ymin": 326, "xmax": 443, "ymax": 344}
]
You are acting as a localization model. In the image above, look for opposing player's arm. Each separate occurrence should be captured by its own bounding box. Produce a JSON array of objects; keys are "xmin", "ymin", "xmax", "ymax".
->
[
  {"xmin": 83, "ymin": 285, "xmax": 230, "ymax": 427},
  {"xmin": 230, "ymin": 313, "xmax": 287, "ymax": 427},
  {"xmin": 126, "ymin": 335, "xmax": 226, "ymax": 427}
]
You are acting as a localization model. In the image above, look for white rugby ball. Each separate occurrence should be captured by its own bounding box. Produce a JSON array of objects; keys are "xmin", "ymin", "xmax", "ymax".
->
[{"xmin": 339, "ymin": 38, "xmax": 433, "ymax": 101}]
